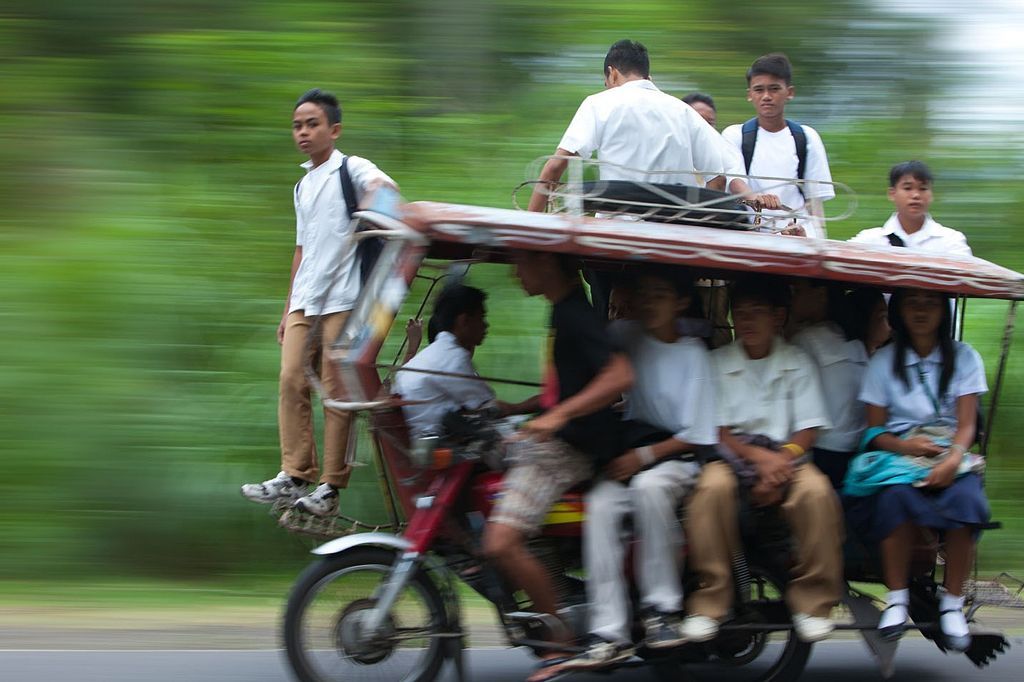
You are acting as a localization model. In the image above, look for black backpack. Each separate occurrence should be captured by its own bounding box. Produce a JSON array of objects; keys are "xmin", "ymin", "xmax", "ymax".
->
[
  {"xmin": 337, "ymin": 155, "xmax": 384, "ymax": 286},
  {"xmin": 740, "ymin": 117, "xmax": 808, "ymax": 197}
]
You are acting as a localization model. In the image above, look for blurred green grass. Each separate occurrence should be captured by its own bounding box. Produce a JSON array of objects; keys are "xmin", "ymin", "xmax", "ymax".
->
[{"xmin": 1, "ymin": 1, "xmax": 1023, "ymax": 588}]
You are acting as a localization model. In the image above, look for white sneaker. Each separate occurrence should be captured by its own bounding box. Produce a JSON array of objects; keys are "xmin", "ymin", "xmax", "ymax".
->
[
  {"xmin": 293, "ymin": 483, "xmax": 339, "ymax": 517},
  {"xmin": 680, "ymin": 615, "xmax": 719, "ymax": 643},
  {"xmin": 241, "ymin": 471, "xmax": 308, "ymax": 505},
  {"xmin": 792, "ymin": 613, "xmax": 835, "ymax": 642}
]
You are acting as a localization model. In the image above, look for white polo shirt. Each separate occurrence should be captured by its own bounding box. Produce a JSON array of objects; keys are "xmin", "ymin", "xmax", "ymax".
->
[
  {"xmin": 610, "ymin": 321, "xmax": 718, "ymax": 446},
  {"xmin": 711, "ymin": 337, "xmax": 832, "ymax": 443},
  {"xmin": 558, "ymin": 79, "xmax": 730, "ymax": 185},
  {"xmin": 393, "ymin": 332, "xmax": 497, "ymax": 438},
  {"xmin": 791, "ymin": 323, "xmax": 869, "ymax": 452},
  {"xmin": 859, "ymin": 341, "xmax": 987, "ymax": 435},
  {"xmin": 721, "ymin": 122, "xmax": 834, "ymax": 238},
  {"xmin": 848, "ymin": 213, "xmax": 972, "ymax": 257},
  {"xmin": 290, "ymin": 149, "xmax": 393, "ymax": 316}
]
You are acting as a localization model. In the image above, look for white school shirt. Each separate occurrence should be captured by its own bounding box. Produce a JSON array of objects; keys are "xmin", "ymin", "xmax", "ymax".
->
[
  {"xmin": 711, "ymin": 337, "xmax": 832, "ymax": 443},
  {"xmin": 290, "ymin": 149, "xmax": 393, "ymax": 316},
  {"xmin": 609, "ymin": 321, "xmax": 718, "ymax": 446},
  {"xmin": 558, "ymin": 79, "xmax": 730, "ymax": 185},
  {"xmin": 393, "ymin": 332, "xmax": 497, "ymax": 438},
  {"xmin": 721, "ymin": 122, "xmax": 834, "ymax": 238},
  {"xmin": 858, "ymin": 341, "xmax": 987, "ymax": 435},
  {"xmin": 791, "ymin": 323, "xmax": 869, "ymax": 452},
  {"xmin": 848, "ymin": 214, "xmax": 973, "ymax": 258}
]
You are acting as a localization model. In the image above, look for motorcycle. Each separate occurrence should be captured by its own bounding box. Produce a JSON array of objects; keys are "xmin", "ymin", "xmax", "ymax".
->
[{"xmin": 283, "ymin": 409, "xmax": 814, "ymax": 682}]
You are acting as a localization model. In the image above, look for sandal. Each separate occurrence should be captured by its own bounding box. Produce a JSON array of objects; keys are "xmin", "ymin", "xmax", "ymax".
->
[
  {"xmin": 525, "ymin": 656, "xmax": 572, "ymax": 682},
  {"xmin": 878, "ymin": 603, "xmax": 908, "ymax": 642},
  {"xmin": 939, "ymin": 608, "xmax": 972, "ymax": 652}
]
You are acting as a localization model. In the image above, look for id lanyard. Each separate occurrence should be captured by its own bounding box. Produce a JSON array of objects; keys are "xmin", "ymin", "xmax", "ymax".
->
[{"xmin": 915, "ymin": 363, "xmax": 942, "ymax": 420}]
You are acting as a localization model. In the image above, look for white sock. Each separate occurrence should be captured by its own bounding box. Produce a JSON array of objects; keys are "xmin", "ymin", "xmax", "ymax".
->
[
  {"xmin": 887, "ymin": 589, "xmax": 910, "ymax": 606},
  {"xmin": 939, "ymin": 593, "xmax": 969, "ymax": 638},
  {"xmin": 879, "ymin": 589, "xmax": 909, "ymax": 630}
]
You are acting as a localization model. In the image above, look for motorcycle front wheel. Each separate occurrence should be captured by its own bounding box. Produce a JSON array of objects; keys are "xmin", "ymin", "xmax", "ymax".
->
[{"xmin": 284, "ymin": 546, "xmax": 448, "ymax": 682}]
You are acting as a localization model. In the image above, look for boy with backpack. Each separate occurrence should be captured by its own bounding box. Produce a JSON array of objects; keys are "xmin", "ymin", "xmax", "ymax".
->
[
  {"xmin": 722, "ymin": 54, "xmax": 835, "ymax": 238},
  {"xmin": 241, "ymin": 88, "xmax": 397, "ymax": 517}
]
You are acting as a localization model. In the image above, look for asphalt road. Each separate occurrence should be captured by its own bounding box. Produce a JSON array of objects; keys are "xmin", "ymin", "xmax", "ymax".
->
[{"xmin": 1, "ymin": 640, "xmax": 1020, "ymax": 682}]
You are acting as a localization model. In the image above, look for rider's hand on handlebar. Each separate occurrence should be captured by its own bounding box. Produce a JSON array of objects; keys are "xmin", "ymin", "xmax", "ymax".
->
[
  {"xmin": 519, "ymin": 410, "xmax": 567, "ymax": 441},
  {"xmin": 606, "ymin": 450, "xmax": 643, "ymax": 482},
  {"xmin": 899, "ymin": 436, "xmax": 945, "ymax": 458}
]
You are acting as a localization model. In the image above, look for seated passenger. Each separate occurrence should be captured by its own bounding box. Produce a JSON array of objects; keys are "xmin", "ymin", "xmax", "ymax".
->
[
  {"xmin": 843, "ymin": 288, "xmax": 989, "ymax": 651},
  {"xmin": 527, "ymin": 40, "xmax": 777, "ymax": 315},
  {"xmin": 558, "ymin": 266, "xmax": 718, "ymax": 672},
  {"xmin": 684, "ymin": 275, "xmax": 843, "ymax": 643},
  {"xmin": 849, "ymin": 161, "xmax": 972, "ymax": 256},
  {"xmin": 845, "ymin": 287, "xmax": 891, "ymax": 356},
  {"xmin": 681, "ymin": 92, "xmax": 718, "ymax": 128},
  {"xmin": 394, "ymin": 285, "xmax": 536, "ymax": 444},
  {"xmin": 484, "ymin": 251, "xmax": 632, "ymax": 681},
  {"xmin": 609, "ymin": 272, "xmax": 715, "ymax": 341},
  {"xmin": 393, "ymin": 285, "xmax": 493, "ymax": 436},
  {"xmin": 788, "ymin": 279, "xmax": 869, "ymax": 489}
]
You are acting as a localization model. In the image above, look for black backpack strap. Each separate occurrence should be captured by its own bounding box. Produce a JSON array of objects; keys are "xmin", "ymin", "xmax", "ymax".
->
[
  {"xmin": 886, "ymin": 233, "xmax": 905, "ymax": 247},
  {"xmin": 740, "ymin": 118, "xmax": 758, "ymax": 174},
  {"xmin": 338, "ymin": 155, "xmax": 384, "ymax": 286},
  {"xmin": 785, "ymin": 120, "xmax": 808, "ymax": 181},
  {"xmin": 338, "ymin": 155, "xmax": 358, "ymax": 217}
]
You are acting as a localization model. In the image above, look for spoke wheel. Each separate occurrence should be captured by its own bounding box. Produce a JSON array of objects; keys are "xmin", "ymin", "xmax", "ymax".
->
[{"xmin": 284, "ymin": 547, "xmax": 447, "ymax": 682}]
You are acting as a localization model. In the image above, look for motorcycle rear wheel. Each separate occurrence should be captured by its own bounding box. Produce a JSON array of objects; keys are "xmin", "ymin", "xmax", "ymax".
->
[
  {"xmin": 284, "ymin": 547, "xmax": 447, "ymax": 682},
  {"xmin": 651, "ymin": 563, "xmax": 812, "ymax": 682}
]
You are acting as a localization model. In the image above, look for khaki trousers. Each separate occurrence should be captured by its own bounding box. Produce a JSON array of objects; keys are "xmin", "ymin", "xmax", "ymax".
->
[
  {"xmin": 279, "ymin": 310, "xmax": 352, "ymax": 488},
  {"xmin": 685, "ymin": 461, "xmax": 843, "ymax": 619}
]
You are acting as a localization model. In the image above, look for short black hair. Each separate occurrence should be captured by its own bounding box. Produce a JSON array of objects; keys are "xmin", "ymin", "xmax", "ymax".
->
[
  {"xmin": 429, "ymin": 284, "xmax": 486, "ymax": 338},
  {"xmin": 843, "ymin": 287, "xmax": 886, "ymax": 344},
  {"xmin": 746, "ymin": 53, "xmax": 793, "ymax": 85},
  {"xmin": 637, "ymin": 264, "xmax": 696, "ymax": 300},
  {"xmin": 792, "ymin": 277, "xmax": 849, "ymax": 326},
  {"xmin": 682, "ymin": 92, "xmax": 716, "ymax": 111},
  {"xmin": 295, "ymin": 88, "xmax": 341, "ymax": 126},
  {"xmin": 729, "ymin": 274, "xmax": 790, "ymax": 310},
  {"xmin": 889, "ymin": 160, "xmax": 933, "ymax": 188},
  {"xmin": 604, "ymin": 40, "xmax": 650, "ymax": 79}
]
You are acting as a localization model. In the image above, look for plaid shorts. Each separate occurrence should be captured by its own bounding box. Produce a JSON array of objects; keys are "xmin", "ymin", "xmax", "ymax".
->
[{"xmin": 490, "ymin": 437, "xmax": 593, "ymax": 536}]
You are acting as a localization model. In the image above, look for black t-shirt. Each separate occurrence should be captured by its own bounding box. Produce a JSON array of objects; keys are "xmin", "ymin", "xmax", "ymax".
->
[{"xmin": 542, "ymin": 287, "xmax": 624, "ymax": 465}]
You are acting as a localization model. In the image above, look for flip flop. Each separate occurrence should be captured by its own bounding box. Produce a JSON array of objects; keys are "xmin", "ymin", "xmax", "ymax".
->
[{"xmin": 525, "ymin": 656, "xmax": 573, "ymax": 682}]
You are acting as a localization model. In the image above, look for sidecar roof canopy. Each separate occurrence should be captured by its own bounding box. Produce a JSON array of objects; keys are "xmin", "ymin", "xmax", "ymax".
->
[{"xmin": 397, "ymin": 201, "xmax": 1024, "ymax": 301}]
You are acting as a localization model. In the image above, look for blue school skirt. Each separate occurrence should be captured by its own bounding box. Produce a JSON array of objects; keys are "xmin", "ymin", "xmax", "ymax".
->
[{"xmin": 843, "ymin": 473, "xmax": 990, "ymax": 544}]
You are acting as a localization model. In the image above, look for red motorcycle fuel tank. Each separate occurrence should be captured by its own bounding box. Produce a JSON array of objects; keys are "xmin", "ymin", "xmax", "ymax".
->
[{"xmin": 469, "ymin": 471, "xmax": 584, "ymax": 537}]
